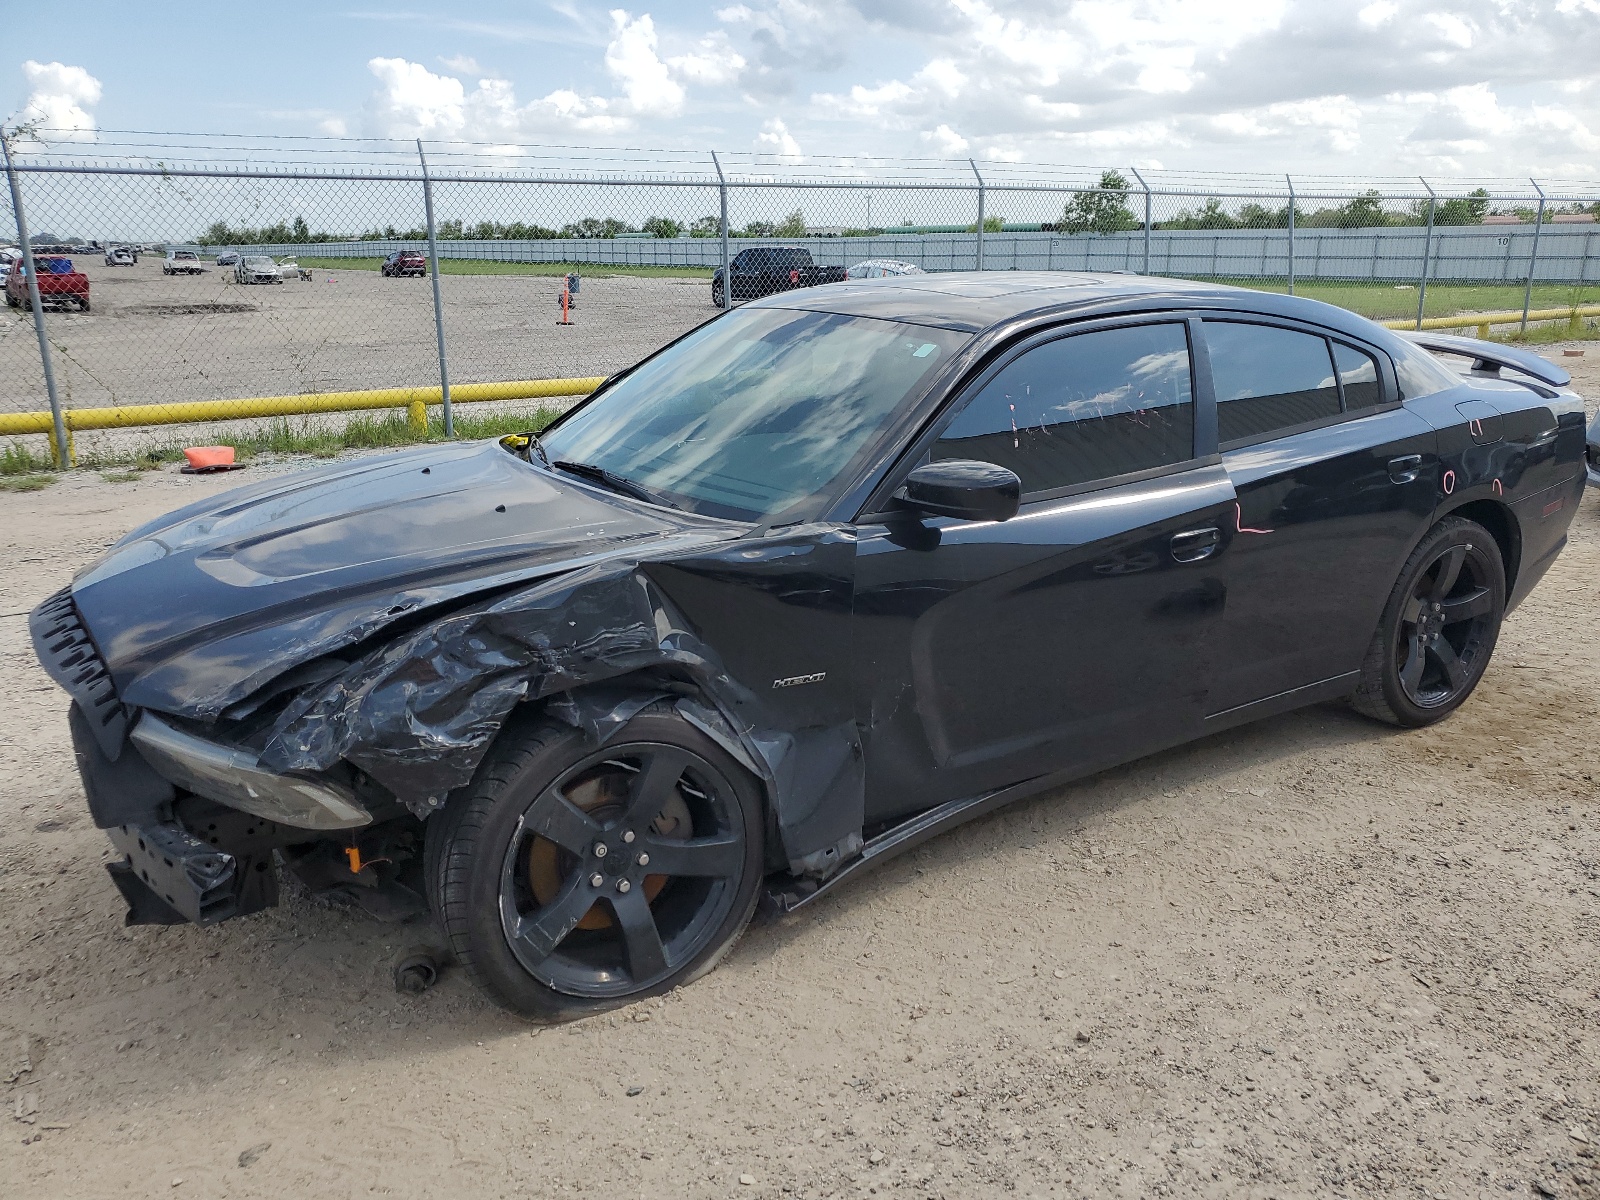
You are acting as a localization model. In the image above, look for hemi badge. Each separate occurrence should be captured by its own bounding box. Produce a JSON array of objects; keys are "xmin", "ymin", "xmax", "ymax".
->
[{"xmin": 772, "ymin": 672, "xmax": 826, "ymax": 689}]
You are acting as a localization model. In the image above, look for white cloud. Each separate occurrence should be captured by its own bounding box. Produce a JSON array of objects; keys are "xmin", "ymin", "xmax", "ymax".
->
[
  {"xmin": 439, "ymin": 55, "xmax": 483, "ymax": 77},
  {"xmin": 16, "ymin": 61, "xmax": 101, "ymax": 141},
  {"xmin": 666, "ymin": 31, "xmax": 746, "ymax": 85},
  {"xmin": 921, "ymin": 123, "xmax": 969, "ymax": 155},
  {"xmin": 755, "ymin": 116, "xmax": 802, "ymax": 160},
  {"xmin": 319, "ymin": 117, "xmax": 349, "ymax": 137},
  {"xmin": 1357, "ymin": 1, "xmax": 1398, "ymax": 26},
  {"xmin": 364, "ymin": 57, "xmax": 624, "ymax": 140},
  {"xmin": 605, "ymin": 10, "xmax": 686, "ymax": 116}
]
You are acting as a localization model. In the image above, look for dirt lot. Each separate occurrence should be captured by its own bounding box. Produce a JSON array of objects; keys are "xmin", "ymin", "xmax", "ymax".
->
[
  {"xmin": 0, "ymin": 256, "xmax": 712, "ymax": 415},
  {"xmin": 1, "ymin": 350, "xmax": 1598, "ymax": 1199}
]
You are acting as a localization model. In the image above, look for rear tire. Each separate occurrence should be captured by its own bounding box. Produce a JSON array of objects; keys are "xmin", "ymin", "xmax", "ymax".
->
[
  {"xmin": 78, "ymin": 297, "xmax": 90, "ymax": 312},
  {"xmin": 1350, "ymin": 516, "xmax": 1505, "ymax": 728},
  {"xmin": 427, "ymin": 703, "xmax": 764, "ymax": 1021}
]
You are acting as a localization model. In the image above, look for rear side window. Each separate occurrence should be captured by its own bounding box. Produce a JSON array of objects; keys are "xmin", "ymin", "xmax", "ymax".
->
[
  {"xmin": 1207, "ymin": 322, "xmax": 1341, "ymax": 445},
  {"xmin": 1333, "ymin": 343, "xmax": 1383, "ymax": 409},
  {"xmin": 934, "ymin": 322, "xmax": 1194, "ymax": 496},
  {"xmin": 1392, "ymin": 340, "xmax": 1461, "ymax": 400}
]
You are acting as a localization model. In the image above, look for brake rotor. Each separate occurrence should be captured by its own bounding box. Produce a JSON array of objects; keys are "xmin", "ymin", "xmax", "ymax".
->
[{"xmin": 526, "ymin": 763, "xmax": 692, "ymax": 931}]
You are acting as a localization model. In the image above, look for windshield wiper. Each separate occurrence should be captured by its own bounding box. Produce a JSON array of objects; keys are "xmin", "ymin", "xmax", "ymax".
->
[{"xmin": 551, "ymin": 460, "xmax": 678, "ymax": 509}]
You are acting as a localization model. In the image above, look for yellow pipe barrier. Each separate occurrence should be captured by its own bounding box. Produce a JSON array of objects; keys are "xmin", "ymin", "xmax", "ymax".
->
[
  {"xmin": 0, "ymin": 376, "xmax": 605, "ymax": 438},
  {"xmin": 1382, "ymin": 304, "xmax": 1600, "ymax": 333}
]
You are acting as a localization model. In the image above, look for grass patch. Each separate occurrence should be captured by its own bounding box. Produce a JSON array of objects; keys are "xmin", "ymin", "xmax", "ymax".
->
[
  {"xmin": 2, "ymin": 441, "xmax": 56, "ymax": 477},
  {"xmin": 77, "ymin": 404, "xmax": 568, "ymax": 470},
  {"xmin": 1494, "ymin": 320, "xmax": 1600, "ymax": 345},
  {"xmin": 294, "ymin": 257, "xmax": 713, "ymax": 279},
  {"xmin": 0, "ymin": 474, "xmax": 56, "ymax": 492},
  {"xmin": 1217, "ymin": 279, "xmax": 1600, "ymax": 322}
]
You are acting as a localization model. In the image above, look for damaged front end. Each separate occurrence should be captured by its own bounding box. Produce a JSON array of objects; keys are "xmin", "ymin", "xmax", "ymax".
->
[{"xmin": 31, "ymin": 440, "xmax": 870, "ymax": 932}]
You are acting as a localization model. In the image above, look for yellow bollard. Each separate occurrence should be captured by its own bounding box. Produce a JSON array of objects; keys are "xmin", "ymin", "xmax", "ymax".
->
[
  {"xmin": 1477, "ymin": 322, "xmax": 1489, "ymax": 339},
  {"xmin": 407, "ymin": 398, "xmax": 428, "ymax": 436},
  {"xmin": 46, "ymin": 425, "xmax": 76, "ymax": 468}
]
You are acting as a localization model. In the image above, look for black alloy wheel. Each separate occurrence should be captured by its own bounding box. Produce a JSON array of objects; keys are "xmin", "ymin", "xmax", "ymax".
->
[
  {"xmin": 428, "ymin": 704, "xmax": 764, "ymax": 1019},
  {"xmin": 711, "ymin": 278, "xmax": 724, "ymax": 308},
  {"xmin": 1351, "ymin": 516, "xmax": 1505, "ymax": 727}
]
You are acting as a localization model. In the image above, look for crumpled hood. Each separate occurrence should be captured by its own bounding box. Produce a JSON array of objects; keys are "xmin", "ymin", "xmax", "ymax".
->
[{"xmin": 71, "ymin": 440, "xmax": 731, "ymax": 720}]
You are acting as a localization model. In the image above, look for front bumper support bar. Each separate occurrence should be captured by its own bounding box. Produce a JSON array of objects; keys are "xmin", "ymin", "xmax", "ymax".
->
[{"xmin": 105, "ymin": 821, "xmax": 275, "ymax": 925}]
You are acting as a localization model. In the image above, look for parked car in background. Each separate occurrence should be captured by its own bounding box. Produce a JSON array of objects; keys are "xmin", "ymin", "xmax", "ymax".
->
[
  {"xmin": 234, "ymin": 254, "xmax": 283, "ymax": 284},
  {"xmin": 711, "ymin": 246, "xmax": 847, "ymax": 306},
  {"xmin": 381, "ymin": 250, "xmax": 428, "ymax": 277},
  {"xmin": 846, "ymin": 259, "xmax": 926, "ymax": 279},
  {"xmin": 163, "ymin": 249, "xmax": 207, "ymax": 276},
  {"xmin": 278, "ymin": 257, "xmax": 312, "ymax": 281},
  {"xmin": 215, "ymin": 251, "xmax": 240, "ymax": 267},
  {"xmin": 6, "ymin": 255, "xmax": 90, "ymax": 310},
  {"xmin": 28, "ymin": 272, "xmax": 1586, "ymax": 1020},
  {"xmin": 104, "ymin": 245, "xmax": 137, "ymax": 266}
]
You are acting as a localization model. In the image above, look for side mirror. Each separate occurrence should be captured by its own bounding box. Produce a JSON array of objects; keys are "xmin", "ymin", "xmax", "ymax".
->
[{"xmin": 899, "ymin": 459, "xmax": 1021, "ymax": 523}]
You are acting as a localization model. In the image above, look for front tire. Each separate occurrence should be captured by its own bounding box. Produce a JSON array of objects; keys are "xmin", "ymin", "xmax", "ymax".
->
[
  {"xmin": 428, "ymin": 703, "xmax": 765, "ymax": 1020},
  {"xmin": 1350, "ymin": 516, "xmax": 1505, "ymax": 727}
]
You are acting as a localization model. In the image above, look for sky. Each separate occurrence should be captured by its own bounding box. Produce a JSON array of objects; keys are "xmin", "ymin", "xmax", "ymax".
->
[{"xmin": 6, "ymin": 0, "xmax": 1600, "ymax": 183}]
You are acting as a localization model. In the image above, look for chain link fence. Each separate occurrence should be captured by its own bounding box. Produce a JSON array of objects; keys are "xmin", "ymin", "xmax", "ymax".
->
[{"xmin": 3, "ymin": 134, "xmax": 1599, "ymax": 469}]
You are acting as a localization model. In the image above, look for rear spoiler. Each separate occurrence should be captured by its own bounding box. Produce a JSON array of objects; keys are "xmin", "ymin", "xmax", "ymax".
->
[{"xmin": 1398, "ymin": 331, "xmax": 1571, "ymax": 389}]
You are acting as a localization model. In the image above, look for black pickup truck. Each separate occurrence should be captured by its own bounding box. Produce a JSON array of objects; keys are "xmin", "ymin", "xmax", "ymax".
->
[{"xmin": 711, "ymin": 246, "xmax": 847, "ymax": 306}]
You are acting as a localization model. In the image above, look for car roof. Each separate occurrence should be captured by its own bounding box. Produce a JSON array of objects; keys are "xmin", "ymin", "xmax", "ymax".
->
[{"xmin": 751, "ymin": 270, "xmax": 1400, "ymax": 346}]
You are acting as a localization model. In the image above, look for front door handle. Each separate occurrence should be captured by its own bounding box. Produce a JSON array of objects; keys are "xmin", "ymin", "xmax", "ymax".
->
[
  {"xmin": 1170, "ymin": 526, "xmax": 1221, "ymax": 563},
  {"xmin": 1388, "ymin": 454, "xmax": 1423, "ymax": 484}
]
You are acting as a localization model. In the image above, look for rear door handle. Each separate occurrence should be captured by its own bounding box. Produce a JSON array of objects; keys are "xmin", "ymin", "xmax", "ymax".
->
[
  {"xmin": 1170, "ymin": 526, "xmax": 1220, "ymax": 563},
  {"xmin": 1388, "ymin": 454, "xmax": 1422, "ymax": 484}
]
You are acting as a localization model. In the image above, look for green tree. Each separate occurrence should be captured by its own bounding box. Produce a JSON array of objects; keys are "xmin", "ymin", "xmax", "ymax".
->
[
  {"xmin": 1334, "ymin": 190, "xmax": 1389, "ymax": 229},
  {"xmin": 641, "ymin": 215, "xmax": 684, "ymax": 238},
  {"xmin": 966, "ymin": 215, "xmax": 1004, "ymax": 233},
  {"xmin": 689, "ymin": 215, "xmax": 722, "ymax": 238},
  {"xmin": 1162, "ymin": 198, "xmax": 1238, "ymax": 230},
  {"xmin": 1432, "ymin": 188, "xmax": 1489, "ymax": 226},
  {"xmin": 1058, "ymin": 170, "xmax": 1139, "ymax": 234},
  {"xmin": 774, "ymin": 209, "xmax": 807, "ymax": 237}
]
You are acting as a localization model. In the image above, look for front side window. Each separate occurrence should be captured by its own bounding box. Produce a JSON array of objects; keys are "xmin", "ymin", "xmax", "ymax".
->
[
  {"xmin": 539, "ymin": 308, "xmax": 969, "ymax": 521},
  {"xmin": 1333, "ymin": 342, "xmax": 1383, "ymax": 409},
  {"xmin": 1207, "ymin": 322, "xmax": 1341, "ymax": 445},
  {"xmin": 933, "ymin": 322, "xmax": 1195, "ymax": 496}
]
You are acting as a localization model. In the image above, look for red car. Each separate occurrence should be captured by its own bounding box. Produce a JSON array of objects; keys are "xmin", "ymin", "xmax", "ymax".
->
[
  {"xmin": 6, "ymin": 256, "xmax": 90, "ymax": 311},
  {"xmin": 381, "ymin": 250, "xmax": 427, "ymax": 277}
]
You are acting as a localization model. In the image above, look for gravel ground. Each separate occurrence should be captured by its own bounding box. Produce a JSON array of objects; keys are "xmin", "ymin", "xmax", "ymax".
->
[
  {"xmin": 0, "ymin": 349, "xmax": 1597, "ymax": 1199},
  {"xmin": 0, "ymin": 257, "xmax": 712, "ymax": 413}
]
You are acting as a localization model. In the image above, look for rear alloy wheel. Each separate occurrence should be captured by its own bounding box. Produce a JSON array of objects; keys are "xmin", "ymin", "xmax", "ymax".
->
[
  {"xmin": 1351, "ymin": 516, "xmax": 1505, "ymax": 727},
  {"xmin": 429, "ymin": 705, "xmax": 764, "ymax": 1020}
]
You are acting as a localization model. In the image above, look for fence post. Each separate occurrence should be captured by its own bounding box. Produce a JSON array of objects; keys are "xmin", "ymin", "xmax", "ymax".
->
[
  {"xmin": 1416, "ymin": 177, "xmax": 1436, "ymax": 330},
  {"xmin": 1285, "ymin": 174, "xmax": 1296, "ymax": 296},
  {"xmin": 2, "ymin": 130, "xmax": 71, "ymax": 469},
  {"xmin": 1522, "ymin": 178, "xmax": 1546, "ymax": 332},
  {"xmin": 1129, "ymin": 166, "xmax": 1151, "ymax": 275},
  {"xmin": 415, "ymin": 139, "xmax": 453, "ymax": 437},
  {"xmin": 712, "ymin": 151, "xmax": 730, "ymax": 309},
  {"xmin": 970, "ymin": 158, "xmax": 985, "ymax": 271}
]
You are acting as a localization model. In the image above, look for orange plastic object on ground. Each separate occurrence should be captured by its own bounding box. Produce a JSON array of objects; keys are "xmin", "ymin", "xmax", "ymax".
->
[{"xmin": 182, "ymin": 446, "xmax": 236, "ymax": 471}]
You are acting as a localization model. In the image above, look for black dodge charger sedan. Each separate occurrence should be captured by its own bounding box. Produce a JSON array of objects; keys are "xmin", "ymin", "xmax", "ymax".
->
[{"xmin": 32, "ymin": 273, "xmax": 1587, "ymax": 1019}]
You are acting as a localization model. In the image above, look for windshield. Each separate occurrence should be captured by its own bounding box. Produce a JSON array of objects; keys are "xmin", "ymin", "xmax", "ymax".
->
[
  {"xmin": 539, "ymin": 307, "xmax": 969, "ymax": 521},
  {"xmin": 243, "ymin": 256, "xmax": 272, "ymax": 266}
]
